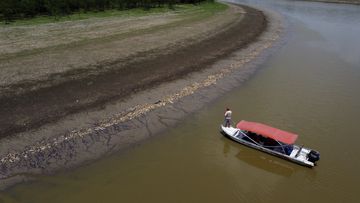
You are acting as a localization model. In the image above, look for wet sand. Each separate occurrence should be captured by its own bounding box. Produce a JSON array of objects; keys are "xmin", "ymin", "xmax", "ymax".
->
[{"xmin": 0, "ymin": 4, "xmax": 283, "ymax": 189}]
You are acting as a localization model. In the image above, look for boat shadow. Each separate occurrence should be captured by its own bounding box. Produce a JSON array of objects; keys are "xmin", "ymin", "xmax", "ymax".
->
[{"xmin": 221, "ymin": 136, "xmax": 317, "ymax": 178}]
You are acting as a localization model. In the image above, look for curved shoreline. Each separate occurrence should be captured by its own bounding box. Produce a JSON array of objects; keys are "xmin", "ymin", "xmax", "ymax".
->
[{"xmin": 0, "ymin": 4, "xmax": 284, "ymax": 190}]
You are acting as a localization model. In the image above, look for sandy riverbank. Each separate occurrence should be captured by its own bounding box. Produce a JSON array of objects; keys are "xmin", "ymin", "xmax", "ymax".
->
[
  {"xmin": 0, "ymin": 3, "xmax": 284, "ymax": 189},
  {"xmin": 0, "ymin": 2, "xmax": 236, "ymax": 137}
]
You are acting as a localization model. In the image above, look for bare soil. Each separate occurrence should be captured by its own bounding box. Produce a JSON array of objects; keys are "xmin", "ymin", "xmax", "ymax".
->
[
  {"xmin": 0, "ymin": 3, "xmax": 287, "ymax": 190},
  {"xmin": 0, "ymin": 4, "xmax": 266, "ymax": 138}
]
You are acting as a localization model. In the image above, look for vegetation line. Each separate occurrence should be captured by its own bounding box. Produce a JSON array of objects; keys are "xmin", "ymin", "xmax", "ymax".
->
[{"xmin": 0, "ymin": 0, "xmax": 215, "ymax": 24}]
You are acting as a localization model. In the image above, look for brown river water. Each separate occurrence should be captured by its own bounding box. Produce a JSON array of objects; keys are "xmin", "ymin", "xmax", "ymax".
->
[{"xmin": 1, "ymin": 0, "xmax": 360, "ymax": 202}]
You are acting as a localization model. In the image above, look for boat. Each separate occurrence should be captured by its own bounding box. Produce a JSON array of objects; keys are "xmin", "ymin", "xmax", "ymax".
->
[{"xmin": 220, "ymin": 120, "xmax": 320, "ymax": 167}]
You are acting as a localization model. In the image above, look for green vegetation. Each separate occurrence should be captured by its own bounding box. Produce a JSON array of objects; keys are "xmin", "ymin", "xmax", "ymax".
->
[
  {"xmin": 3, "ymin": 1, "xmax": 225, "ymax": 26},
  {"xmin": 0, "ymin": 0, "xmax": 214, "ymax": 23}
]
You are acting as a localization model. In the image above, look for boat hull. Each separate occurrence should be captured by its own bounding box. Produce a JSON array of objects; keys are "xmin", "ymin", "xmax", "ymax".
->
[{"xmin": 220, "ymin": 125, "xmax": 316, "ymax": 168}]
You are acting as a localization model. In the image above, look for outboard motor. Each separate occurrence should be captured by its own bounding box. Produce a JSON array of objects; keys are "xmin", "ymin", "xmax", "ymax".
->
[{"xmin": 308, "ymin": 150, "xmax": 320, "ymax": 163}]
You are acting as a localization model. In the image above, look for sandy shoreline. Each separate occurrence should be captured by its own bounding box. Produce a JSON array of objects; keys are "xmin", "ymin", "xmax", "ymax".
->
[{"xmin": 0, "ymin": 4, "xmax": 284, "ymax": 190}]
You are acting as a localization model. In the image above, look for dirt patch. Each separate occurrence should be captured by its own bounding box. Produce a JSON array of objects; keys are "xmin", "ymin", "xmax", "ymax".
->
[
  {"xmin": 0, "ymin": 4, "xmax": 260, "ymax": 138},
  {"xmin": 0, "ymin": 4, "xmax": 234, "ymax": 89}
]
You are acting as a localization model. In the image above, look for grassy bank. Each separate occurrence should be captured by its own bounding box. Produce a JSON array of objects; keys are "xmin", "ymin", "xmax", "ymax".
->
[{"xmin": 1, "ymin": 1, "xmax": 227, "ymax": 26}]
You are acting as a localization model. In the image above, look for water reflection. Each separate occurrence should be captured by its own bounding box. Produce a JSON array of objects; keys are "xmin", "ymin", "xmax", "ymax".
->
[
  {"xmin": 235, "ymin": 150, "xmax": 296, "ymax": 177},
  {"xmin": 222, "ymin": 137, "xmax": 296, "ymax": 177},
  {"xmin": 222, "ymin": 139, "xmax": 231, "ymax": 157}
]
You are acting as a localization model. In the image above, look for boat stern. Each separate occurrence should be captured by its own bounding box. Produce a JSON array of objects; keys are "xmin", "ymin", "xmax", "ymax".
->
[{"xmin": 290, "ymin": 146, "xmax": 320, "ymax": 167}]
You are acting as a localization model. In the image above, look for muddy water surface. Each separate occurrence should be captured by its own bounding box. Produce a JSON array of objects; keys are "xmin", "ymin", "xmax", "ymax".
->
[{"xmin": 2, "ymin": 0, "xmax": 360, "ymax": 202}]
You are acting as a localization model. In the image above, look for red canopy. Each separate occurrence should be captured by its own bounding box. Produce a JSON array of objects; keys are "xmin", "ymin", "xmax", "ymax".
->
[{"xmin": 236, "ymin": 120, "xmax": 298, "ymax": 145}]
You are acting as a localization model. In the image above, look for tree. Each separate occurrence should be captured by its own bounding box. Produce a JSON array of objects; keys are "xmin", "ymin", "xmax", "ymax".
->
[
  {"xmin": 1, "ymin": 0, "xmax": 210, "ymax": 23},
  {"xmin": 0, "ymin": 0, "xmax": 19, "ymax": 23},
  {"xmin": 44, "ymin": 0, "xmax": 70, "ymax": 19}
]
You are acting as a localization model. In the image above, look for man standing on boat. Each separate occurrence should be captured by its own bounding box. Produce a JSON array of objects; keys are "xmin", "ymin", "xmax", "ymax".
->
[{"xmin": 224, "ymin": 108, "xmax": 232, "ymax": 127}]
